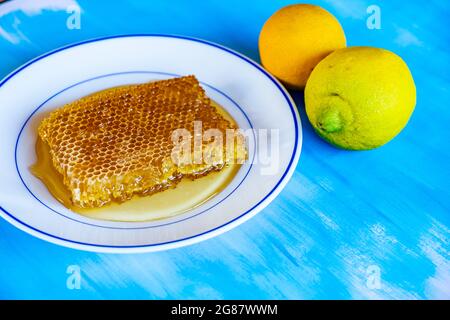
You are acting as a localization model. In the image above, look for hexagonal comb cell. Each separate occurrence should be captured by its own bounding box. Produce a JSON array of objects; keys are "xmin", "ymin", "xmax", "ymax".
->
[{"xmin": 37, "ymin": 76, "xmax": 246, "ymax": 208}]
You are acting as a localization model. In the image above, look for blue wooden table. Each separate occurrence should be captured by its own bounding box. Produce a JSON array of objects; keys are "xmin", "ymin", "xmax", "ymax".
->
[{"xmin": 0, "ymin": 0, "xmax": 448, "ymax": 299}]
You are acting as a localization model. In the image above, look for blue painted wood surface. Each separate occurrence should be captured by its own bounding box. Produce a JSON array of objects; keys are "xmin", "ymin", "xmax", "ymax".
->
[{"xmin": 0, "ymin": 0, "xmax": 448, "ymax": 299}]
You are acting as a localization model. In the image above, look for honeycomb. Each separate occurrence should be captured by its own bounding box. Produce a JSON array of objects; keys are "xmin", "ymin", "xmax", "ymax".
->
[{"xmin": 37, "ymin": 75, "xmax": 247, "ymax": 208}]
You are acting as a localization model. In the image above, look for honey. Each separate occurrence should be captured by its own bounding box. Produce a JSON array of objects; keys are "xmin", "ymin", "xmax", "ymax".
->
[
  {"xmin": 31, "ymin": 135, "xmax": 241, "ymax": 221},
  {"xmin": 35, "ymin": 76, "xmax": 246, "ymax": 209},
  {"xmin": 31, "ymin": 77, "xmax": 245, "ymax": 222}
]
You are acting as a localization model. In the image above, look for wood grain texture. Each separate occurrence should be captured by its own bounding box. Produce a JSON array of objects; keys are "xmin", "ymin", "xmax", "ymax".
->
[{"xmin": 0, "ymin": 0, "xmax": 448, "ymax": 299}]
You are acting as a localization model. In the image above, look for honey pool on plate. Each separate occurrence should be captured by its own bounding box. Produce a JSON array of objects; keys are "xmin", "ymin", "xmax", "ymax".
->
[
  {"xmin": 31, "ymin": 79, "xmax": 244, "ymax": 222},
  {"xmin": 32, "ymin": 135, "xmax": 241, "ymax": 222}
]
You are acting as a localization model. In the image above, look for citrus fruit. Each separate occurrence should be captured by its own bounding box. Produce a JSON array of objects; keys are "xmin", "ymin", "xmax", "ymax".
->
[
  {"xmin": 258, "ymin": 4, "xmax": 346, "ymax": 89},
  {"xmin": 305, "ymin": 46, "xmax": 416, "ymax": 150}
]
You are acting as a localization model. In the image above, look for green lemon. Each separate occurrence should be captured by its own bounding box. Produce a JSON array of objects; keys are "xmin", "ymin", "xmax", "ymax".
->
[{"xmin": 305, "ymin": 46, "xmax": 416, "ymax": 150}]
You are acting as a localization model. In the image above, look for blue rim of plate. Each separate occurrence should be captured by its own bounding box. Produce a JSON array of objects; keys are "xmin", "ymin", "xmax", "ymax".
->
[
  {"xmin": 15, "ymin": 70, "xmax": 256, "ymax": 230},
  {"xmin": 0, "ymin": 34, "xmax": 301, "ymax": 250}
]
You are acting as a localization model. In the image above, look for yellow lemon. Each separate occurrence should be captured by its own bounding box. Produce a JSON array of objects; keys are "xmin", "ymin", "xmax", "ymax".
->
[
  {"xmin": 259, "ymin": 4, "xmax": 346, "ymax": 89},
  {"xmin": 305, "ymin": 46, "xmax": 416, "ymax": 150}
]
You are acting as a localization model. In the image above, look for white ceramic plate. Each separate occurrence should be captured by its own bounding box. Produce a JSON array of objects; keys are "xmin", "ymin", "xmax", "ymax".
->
[{"xmin": 0, "ymin": 35, "xmax": 301, "ymax": 253}]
